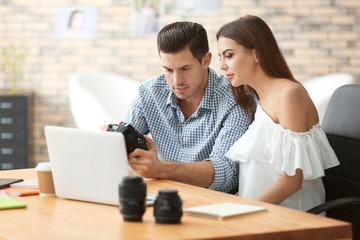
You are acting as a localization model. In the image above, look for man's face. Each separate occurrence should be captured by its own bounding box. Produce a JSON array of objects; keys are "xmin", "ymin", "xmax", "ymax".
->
[{"xmin": 160, "ymin": 48, "xmax": 211, "ymax": 102}]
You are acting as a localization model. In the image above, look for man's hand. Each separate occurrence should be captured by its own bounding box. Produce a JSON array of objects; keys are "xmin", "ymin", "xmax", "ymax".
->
[
  {"xmin": 100, "ymin": 125, "xmax": 108, "ymax": 131},
  {"xmin": 128, "ymin": 135, "xmax": 164, "ymax": 179},
  {"xmin": 129, "ymin": 135, "xmax": 215, "ymax": 188},
  {"xmin": 100, "ymin": 121, "xmax": 124, "ymax": 131}
]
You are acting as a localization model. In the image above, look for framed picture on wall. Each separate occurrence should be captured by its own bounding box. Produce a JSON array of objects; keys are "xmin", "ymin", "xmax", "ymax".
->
[
  {"xmin": 54, "ymin": 7, "xmax": 98, "ymax": 39},
  {"xmin": 132, "ymin": 0, "xmax": 164, "ymax": 37},
  {"xmin": 176, "ymin": 0, "xmax": 220, "ymax": 14}
]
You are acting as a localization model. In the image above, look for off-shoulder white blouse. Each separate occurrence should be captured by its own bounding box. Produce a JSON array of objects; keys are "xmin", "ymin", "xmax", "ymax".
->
[{"xmin": 226, "ymin": 104, "xmax": 340, "ymax": 211}]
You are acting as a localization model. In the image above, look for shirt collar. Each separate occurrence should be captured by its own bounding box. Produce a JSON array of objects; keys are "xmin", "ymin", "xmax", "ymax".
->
[
  {"xmin": 166, "ymin": 85, "xmax": 177, "ymax": 108},
  {"xmin": 199, "ymin": 67, "xmax": 216, "ymax": 110}
]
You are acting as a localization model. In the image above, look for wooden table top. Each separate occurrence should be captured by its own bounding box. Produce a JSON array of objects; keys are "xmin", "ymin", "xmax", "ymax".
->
[{"xmin": 0, "ymin": 168, "xmax": 352, "ymax": 240}]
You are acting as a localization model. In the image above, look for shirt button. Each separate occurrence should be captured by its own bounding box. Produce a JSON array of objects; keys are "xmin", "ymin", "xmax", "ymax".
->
[{"xmin": 183, "ymin": 137, "xmax": 186, "ymax": 141}]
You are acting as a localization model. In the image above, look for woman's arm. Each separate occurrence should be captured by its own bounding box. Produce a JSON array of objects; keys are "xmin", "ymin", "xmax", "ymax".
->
[
  {"xmin": 256, "ymin": 169, "xmax": 303, "ymax": 204},
  {"xmin": 256, "ymin": 83, "xmax": 313, "ymax": 204}
]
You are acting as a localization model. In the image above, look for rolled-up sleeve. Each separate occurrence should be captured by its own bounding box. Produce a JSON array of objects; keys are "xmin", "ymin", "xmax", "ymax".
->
[
  {"xmin": 124, "ymin": 88, "xmax": 150, "ymax": 135},
  {"xmin": 208, "ymin": 104, "xmax": 250, "ymax": 193}
]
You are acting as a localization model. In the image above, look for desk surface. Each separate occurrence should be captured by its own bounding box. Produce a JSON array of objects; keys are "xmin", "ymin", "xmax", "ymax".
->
[{"xmin": 0, "ymin": 169, "xmax": 352, "ymax": 240}]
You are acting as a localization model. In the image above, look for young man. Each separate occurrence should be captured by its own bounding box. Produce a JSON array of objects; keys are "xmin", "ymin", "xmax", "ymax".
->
[{"xmin": 125, "ymin": 22, "xmax": 250, "ymax": 193}]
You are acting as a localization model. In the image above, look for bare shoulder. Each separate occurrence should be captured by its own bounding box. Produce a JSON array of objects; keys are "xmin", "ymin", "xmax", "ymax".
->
[
  {"xmin": 277, "ymin": 81, "xmax": 318, "ymax": 131},
  {"xmin": 279, "ymin": 82, "xmax": 310, "ymax": 110}
]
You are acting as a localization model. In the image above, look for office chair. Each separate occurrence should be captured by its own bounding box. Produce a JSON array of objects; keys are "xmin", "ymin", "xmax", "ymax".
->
[
  {"xmin": 306, "ymin": 84, "xmax": 360, "ymax": 239},
  {"xmin": 302, "ymin": 72, "xmax": 355, "ymax": 124}
]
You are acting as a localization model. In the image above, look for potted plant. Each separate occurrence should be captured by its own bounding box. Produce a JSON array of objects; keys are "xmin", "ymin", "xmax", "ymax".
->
[{"xmin": 1, "ymin": 43, "xmax": 28, "ymax": 94}]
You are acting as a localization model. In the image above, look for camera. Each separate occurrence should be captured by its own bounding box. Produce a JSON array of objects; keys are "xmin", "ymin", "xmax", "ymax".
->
[{"xmin": 107, "ymin": 122, "xmax": 148, "ymax": 154}]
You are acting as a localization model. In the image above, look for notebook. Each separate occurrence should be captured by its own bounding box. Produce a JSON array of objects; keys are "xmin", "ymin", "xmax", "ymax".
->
[
  {"xmin": 44, "ymin": 125, "xmax": 131, "ymax": 206},
  {"xmin": 0, "ymin": 190, "xmax": 27, "ymax": 209},
  {"xmin": 183, "ymin": 202, "xmax": 267, "ymax": 220},
  {"xmin": 10, "ymin": 178, "xmax": 38, "ymax": 188}
]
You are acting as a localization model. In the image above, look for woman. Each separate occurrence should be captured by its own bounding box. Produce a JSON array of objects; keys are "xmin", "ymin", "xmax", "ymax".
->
[
  {"xmin": 62, "ymin": 10, "xmax": 89, "ymax": 39},
  {"xmin": 217, "ymin": 15, "xmax": 339, "ymax": 211}
]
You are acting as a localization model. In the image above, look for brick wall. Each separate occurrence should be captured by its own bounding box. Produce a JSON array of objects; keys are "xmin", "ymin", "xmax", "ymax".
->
[{"xmin": 0, "ymin": 0, "xmax": 359, "ymax": 167}]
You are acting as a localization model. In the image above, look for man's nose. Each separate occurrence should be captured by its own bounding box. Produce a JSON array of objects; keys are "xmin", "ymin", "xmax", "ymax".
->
[{"xmin": 173, "ymin": 71, "xmax": 183, "ymax": 86}]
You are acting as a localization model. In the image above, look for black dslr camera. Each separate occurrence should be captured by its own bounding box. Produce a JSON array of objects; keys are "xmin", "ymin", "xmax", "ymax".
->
[{"xmin": 107, "ymin": 123, "xmax": 148, "ymax": 154}]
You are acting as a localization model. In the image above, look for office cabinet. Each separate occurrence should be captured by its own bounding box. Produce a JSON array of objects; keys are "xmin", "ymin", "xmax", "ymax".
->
[{"xmin": 0, "ymin": 95, "xmax": 29, "ymax": 169}]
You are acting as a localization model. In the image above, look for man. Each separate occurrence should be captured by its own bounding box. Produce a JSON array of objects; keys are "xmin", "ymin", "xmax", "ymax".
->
[{"xmin": 125, "ymin": 22, "xmax": 250, "ymax": 193}]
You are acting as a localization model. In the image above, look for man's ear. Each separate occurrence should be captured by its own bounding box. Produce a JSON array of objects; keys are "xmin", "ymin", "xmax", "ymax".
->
[{"xmin": 202, "ymin": 52, "xmax": 212, "ymax": 68}]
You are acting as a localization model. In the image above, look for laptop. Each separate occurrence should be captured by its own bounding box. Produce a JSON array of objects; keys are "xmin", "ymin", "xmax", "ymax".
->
[{"xmin": 44, "ymin": 125, "xmax": 156, "ymax": 206}]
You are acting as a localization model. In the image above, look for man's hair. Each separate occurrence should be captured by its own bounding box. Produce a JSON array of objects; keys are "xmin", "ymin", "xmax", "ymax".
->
[{"xmin": 157, "ymin": 22, "xmax": 209, "ymax": 63}]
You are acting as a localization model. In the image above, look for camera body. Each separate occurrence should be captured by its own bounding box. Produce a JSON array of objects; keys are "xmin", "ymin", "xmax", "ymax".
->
[{"xmin": 107, "ymin": 123, "xmax": 148, "ymax": 154}]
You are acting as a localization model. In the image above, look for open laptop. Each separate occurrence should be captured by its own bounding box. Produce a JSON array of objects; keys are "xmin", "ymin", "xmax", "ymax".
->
[{"xmin": 44, "ymin": 125, "xmax": 156, "ymax": 206}]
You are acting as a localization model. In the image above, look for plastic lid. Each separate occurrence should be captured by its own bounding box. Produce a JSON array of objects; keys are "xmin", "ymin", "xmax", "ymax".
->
[{"xmin": 36, "ymin": 162, "xmax": 52, "ymax": 171}]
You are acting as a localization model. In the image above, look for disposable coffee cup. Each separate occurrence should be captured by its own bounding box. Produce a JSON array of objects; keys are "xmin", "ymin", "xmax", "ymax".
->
[{"xmin": 36, "ymin": 162, "xmax": 56, "ymax": 197}]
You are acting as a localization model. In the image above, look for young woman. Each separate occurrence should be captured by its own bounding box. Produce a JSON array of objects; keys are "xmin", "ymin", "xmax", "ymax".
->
[{"xmin": 217, "ymin": 15, "xmax": 339, "ymax": 211}]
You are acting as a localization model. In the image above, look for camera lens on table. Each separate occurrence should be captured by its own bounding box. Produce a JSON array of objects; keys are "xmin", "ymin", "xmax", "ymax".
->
[
  {"xmin": 154, "ymin": 189, "xmax": 182, "ymax": 224},
  {"xmin": 119, "ymin": 175, "xmax": 146, "ymax": 222}
]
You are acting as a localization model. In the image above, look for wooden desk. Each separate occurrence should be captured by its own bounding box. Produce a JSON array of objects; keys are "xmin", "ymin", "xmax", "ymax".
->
[{"xmin": 0, "ymin": 169, "xmax": 352, "ymax": 240}]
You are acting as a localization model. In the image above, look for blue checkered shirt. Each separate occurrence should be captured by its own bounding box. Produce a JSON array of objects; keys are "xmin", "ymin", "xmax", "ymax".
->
[{"xmin": 125, "ymin": 67, "xmax": 250, "ymax": 193}]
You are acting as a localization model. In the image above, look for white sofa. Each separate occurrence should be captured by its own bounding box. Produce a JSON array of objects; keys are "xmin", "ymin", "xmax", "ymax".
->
[
  {"xmin": 302, "ymin": 73, "xmax": 355, "ymax": 124},
  {"xmin": 69, "ymin": 72, "xmax": 140, "ymax": 130}
]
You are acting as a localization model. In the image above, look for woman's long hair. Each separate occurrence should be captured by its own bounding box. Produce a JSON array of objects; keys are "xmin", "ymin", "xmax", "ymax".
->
[{"xmin": 216, "ymin": 15, "xmax": 299, "ymax": 121}]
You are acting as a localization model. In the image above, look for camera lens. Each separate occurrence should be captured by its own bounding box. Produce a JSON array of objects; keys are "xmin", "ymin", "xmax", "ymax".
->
[
  {"xmin": 119, "ymin": 175, "xmax": 146, "ymax": 222},
  {"xmin": 154, "ymin": 189, "xmax": 182, "ymax": 224}
]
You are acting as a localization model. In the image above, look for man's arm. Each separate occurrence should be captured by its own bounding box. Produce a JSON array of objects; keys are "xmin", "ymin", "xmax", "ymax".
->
[
  {"xmin": 129, "ymin": 103, "xmax": 250, "ymax": 193},
  {"xmin": 206, "ymin": 104, "xmax": 250, "ymax": 192},
  {"xmin": 124, "ymin": 90, "xmax": 150, "ymax": 135},
  {"xmin": 129, "ymin": 136, "xmax": 215, "ymax": 187}
]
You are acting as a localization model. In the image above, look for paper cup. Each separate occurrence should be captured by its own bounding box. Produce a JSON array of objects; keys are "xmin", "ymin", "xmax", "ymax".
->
[{"xmin": 36, "ymin": 162, "xmax": 56, "ymax": 197}]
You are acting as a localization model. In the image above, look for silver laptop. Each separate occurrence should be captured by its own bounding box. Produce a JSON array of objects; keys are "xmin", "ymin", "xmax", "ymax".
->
[{"xmin": 44, "ymin": 125, "xmax": 130, "ymax": 206}]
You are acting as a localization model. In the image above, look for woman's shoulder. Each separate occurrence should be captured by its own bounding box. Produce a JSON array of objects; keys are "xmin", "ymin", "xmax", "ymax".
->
[
  {"xmin": 262, "ymin": 81, "xmax": 308, "ymax": 115},
  {"xmin": 275, "ymin": 80, "xmax": 318, "ymax": 131},
  {"xmin": 277, "ymin": 81, "xmax": 314, "ymax": 111},
  {"xmin": 278, "ymin": 80, "xmax": 307, "ymax": 100}
]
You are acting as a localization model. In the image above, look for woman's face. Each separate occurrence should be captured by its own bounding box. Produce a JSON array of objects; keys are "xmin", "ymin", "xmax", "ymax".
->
[
  {"xmin": 217, "ymin": 36, "xmax": 257, "ymax": 87},
  {"xmin": 71, "ymin": 12, "xmax": 85, "ymax": 29}
]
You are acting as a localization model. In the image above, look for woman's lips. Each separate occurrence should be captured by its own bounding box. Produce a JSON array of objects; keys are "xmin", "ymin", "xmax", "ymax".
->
[{"xmin": 226, "ymin": 74, "xmax": 234, "ymax": 80}]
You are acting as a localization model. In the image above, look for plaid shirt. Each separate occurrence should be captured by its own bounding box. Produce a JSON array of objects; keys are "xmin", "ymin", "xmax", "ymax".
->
[{"xmin": 125, "ymin": 68, "xmax": 250, "ymax": 193}]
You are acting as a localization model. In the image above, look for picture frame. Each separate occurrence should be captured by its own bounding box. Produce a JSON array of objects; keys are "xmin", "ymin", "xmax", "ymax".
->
[
  {"xmin": 132, "ymin": 0, "xmax": 164, "ymax": 37},
  {"xmin": 54, "ymin": 7, "xmax": 98, "ymax": 40}
]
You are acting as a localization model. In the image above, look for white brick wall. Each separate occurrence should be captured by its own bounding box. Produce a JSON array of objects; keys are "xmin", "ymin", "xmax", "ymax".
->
[{"xmin": 0, "ymin": 0, "xmax": 358, "ymax": 165}]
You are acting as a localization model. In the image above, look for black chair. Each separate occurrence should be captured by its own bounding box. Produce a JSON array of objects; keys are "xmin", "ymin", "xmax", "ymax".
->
[{"xmin": 306, "ymin": 84, "xmax": 360, "ymax": 239}]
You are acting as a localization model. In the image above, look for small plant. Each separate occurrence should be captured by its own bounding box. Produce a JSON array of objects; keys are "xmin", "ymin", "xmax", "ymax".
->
[{"xmin": 1, "ymin": 43, "xmax": 28, "ymax": 94}]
